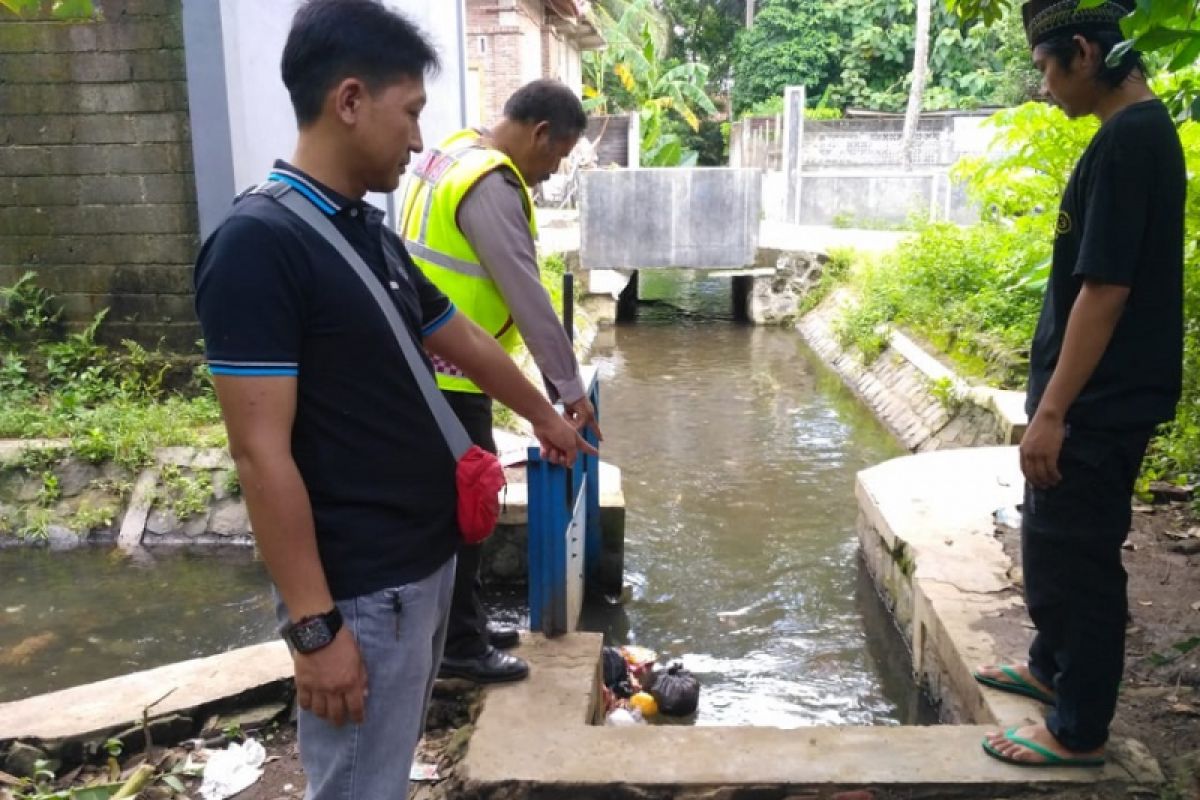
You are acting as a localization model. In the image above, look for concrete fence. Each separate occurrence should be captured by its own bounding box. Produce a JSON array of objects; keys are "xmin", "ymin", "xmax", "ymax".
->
[{"xmin": 733, "ymin": 87, "xmax": 997, "ymax": 228}]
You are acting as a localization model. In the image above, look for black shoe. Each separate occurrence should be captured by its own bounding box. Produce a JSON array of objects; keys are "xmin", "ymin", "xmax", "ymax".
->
[
  {"xmin": 438, "ymin": 647, "xmax": 529, "ymax": 684},
  {"xmin": 487, "ymin": 622, "xmax": 520, "ymax": 650}
]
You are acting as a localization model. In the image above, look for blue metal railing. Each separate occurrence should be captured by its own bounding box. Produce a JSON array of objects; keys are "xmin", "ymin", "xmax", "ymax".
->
[{"xmin": 527, "ymin": 366, "xmax": 601, "ymax": 636}]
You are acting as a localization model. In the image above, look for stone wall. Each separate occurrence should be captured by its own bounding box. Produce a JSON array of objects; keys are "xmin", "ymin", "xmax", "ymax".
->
[
  {"xmin": 798, "ymin": 290, "xmax": 1019, "ymax": 453},
  {"xmin": 0, "ymin": 0, "xmax": 199, "ymax": 349}
]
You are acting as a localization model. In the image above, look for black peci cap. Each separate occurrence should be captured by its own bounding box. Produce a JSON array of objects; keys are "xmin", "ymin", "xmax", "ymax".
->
[{"xmin": 1021, "ymin": 0, "xmax": 1133, "ymax": 47}]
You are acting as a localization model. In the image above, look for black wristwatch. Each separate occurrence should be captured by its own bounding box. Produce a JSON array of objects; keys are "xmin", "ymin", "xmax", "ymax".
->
[{"xmin": 282, "ymin": 607, "xmax": 343, "ymax": 654}]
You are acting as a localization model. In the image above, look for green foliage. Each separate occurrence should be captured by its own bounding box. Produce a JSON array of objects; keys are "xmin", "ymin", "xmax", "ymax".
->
[
  {"xmin": 221, "ymin": 469, "xmax": 242, "ymax": 498},
  {"xmin": 949, "ymin": 0, "xmax": 1200, "ymax": 117},
  {"xmin": 928, "ymin": 376, "xmax": 967, "ymax": 414},
  {"xmin": 584, "ymin": 0, "xmax": 718, "ymax": 166},
  {"xmin": 797, "ymin": 248, "xmax": 855, "ymax": 315},
  {"xmin": 738, "ymin": 95, "xmax": 845, "ymax": 119},
  {"xmin": 731, "ymin": 0, "xmax": 840, "ymax": 115},
  {"xmin": 71, "ymin": 501, "xmax": 118, "ymax": 533},
  {"xmin": 834, "ymin": 300, "xmax": 891, "ymax": 364},
  {"xmin": 839, "ymin": 97, "xmax": 1200, "ymax": 483},
  {"xmin": 661, "ymin": 0, "xmax": 745, "ymax": 91},
  {"xmin": 0, "ymin": 272, "xmax": 61, "ymax": 341},
  {"xmin": 0, "ymin": 277, "xmax": 224, "ymax": 470},
  {"xmin": 158, "ymin": 465, "xmax": 213, "ymax": 520},
  {"xmin": 37, "ymin": 471, "xmax": 61, "ymax": 507},
  {"xmin": 0, "ymin": 0, "xmax": 96, "ymax": 19},
  {"xmin": 540, "ymin": 252, "xmax": 568, "ymax": 316},
  {"xmin": 20, "ymin": 508, "xmax": 53, "ymax": 541},
  {"xmin": 730, "ymin": 0, "xmax": 1023, "ymax": 114}
]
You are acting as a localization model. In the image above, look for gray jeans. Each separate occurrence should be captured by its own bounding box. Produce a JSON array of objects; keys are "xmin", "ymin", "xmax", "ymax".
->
[{"xmin": 275, "ymin": 556, "xmax": 455, "ymax": 799}]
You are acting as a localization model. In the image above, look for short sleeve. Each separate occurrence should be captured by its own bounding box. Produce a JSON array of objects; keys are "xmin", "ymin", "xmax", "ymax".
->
[
  {"xmin": 1074, "ymin": 131, "xmax": 1151, "ymax": 287},
  {"xmin": 391, "ymin": 236, "xmax": 455, "ymax": 338},
  {"xmin": 194, "ymin": 212, "xmax": 305, "ymax": 377}
]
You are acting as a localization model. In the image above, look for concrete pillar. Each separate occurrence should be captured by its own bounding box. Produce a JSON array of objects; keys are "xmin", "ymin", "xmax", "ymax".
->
[
  {"xmin": 732, "ymin": 274, "xmax": 753, "ymax": 322},
  {"xmin": 627, "ymin": 111, "xmax": 641, "ymax": 167},
  {"xmin": 782, "ymin": 86, "xmax": 806, "ymax": 225},
  {"xmin": 616, "ymin": 271, "xmax": 639, "ymax": 322}
]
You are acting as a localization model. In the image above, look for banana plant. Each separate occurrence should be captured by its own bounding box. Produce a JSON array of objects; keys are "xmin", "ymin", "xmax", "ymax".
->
[{"xmin": 584, "ymin": 0, "xmax": 718, "ymax": 165}]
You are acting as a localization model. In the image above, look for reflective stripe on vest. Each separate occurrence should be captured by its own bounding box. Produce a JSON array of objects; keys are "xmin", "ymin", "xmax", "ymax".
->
[{"xmin": 399, "ymin": 130, "xmax": 537, "ymax": 394}]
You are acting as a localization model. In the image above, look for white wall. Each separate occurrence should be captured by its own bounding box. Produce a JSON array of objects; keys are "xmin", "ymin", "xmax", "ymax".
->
[{"xmin": 189, "ymin": 0, "xmax": 467, "ymax": 232}]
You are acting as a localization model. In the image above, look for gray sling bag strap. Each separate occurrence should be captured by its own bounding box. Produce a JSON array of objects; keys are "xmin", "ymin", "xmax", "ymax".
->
[{"xmin": 261, "ymin": 181, "xmax": 473, "ymax": 461}]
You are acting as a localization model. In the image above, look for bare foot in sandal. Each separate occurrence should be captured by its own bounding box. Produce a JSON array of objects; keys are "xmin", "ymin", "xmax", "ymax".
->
[
  {"xmin": 982, "ymin": 722, "xmax": 1104, "ymax": 767},
  {"xmin": 973, "ymin": 664, "xmax": 1055, "ymax": 704}
]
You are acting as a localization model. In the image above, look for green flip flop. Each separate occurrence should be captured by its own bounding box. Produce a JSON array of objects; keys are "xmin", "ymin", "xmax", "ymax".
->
[
  {"xmin": 982, "ymin": 727, "xmax": 1106, "ymax": 768},
  {"xmin": 973, "ymin": 665, "xmax": 1055, "ymax": 705}
]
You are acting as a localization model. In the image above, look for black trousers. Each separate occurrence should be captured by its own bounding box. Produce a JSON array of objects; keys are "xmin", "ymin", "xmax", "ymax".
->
[
  {"xmin": 1021, "ymin": 425, "xmax": 1152, "ymax": 751},
  {"xmin": 441, "ymin": 390, "xmax": 498, "ymax": 659}
]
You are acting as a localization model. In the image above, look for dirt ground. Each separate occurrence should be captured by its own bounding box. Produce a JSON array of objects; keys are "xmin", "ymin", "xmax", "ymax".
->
[{"xmin": 976, "ymin": 496, "xmax": 1200, "ymax": 800}]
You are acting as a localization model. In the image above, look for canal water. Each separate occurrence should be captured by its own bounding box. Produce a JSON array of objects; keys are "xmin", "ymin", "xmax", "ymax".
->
[{"xmin": 1, "ymin": 270, "xmax": 922, "ymax": 725}]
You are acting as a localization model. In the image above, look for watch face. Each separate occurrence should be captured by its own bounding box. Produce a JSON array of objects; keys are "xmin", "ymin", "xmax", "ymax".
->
[{"xmin": 291, "ymin": 617, "xmax": 333, "ymax": 652}]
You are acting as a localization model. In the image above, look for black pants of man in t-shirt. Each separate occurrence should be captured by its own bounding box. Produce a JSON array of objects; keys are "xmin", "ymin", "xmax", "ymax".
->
[
  {"xmin": 440, "ymin": 390, "xmax": 498, "ymax": 659},
  {"xmin": 1020, "ymin": 425, "xmax": 1153, "ymax": 751}
]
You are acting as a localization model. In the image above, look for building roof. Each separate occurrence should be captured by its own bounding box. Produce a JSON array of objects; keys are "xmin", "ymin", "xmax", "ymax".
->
[{"xmin": 546, "ymin": 0, "xmax": 605, "ymax": 49}]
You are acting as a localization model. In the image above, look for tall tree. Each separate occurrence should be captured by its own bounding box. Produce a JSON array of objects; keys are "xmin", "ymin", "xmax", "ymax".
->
[
  {"xmin": 730, "ymin": 0, "xmax": 840, "ymax": 114},
  {"xmin": 900, "ymin": 0, "xmax": 932, "ymax": 169},
  {"xmin": 660, "ymin": 0, "xmax": 746, "ymax": 92}
]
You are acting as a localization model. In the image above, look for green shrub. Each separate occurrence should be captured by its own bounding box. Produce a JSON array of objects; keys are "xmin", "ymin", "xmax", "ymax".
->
[
  {"xmin": 0, "ymin": 279, "xmax": 223, "ymax": 470},
  {"xmin": 841, "ymin": 99, "xmax": 1200, "ymax": 482}
]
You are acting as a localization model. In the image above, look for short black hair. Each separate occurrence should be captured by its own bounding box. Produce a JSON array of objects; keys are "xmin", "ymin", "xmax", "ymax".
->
[
  {"xmin": 1041, "ymin": 29, "xmax": 1146, "ymax": 89},
  {"xmin": 502, "ymin": 80, "xmax": 588, "ymax": 141},
  {"xmin": 282, "ymin": 0, "xmax": 439, "ymax": 127}
]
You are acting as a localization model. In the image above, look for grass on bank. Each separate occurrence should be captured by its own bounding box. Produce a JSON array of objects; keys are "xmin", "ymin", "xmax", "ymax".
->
[{"xmin": 819, "ymin": 101, "xmax": 1200, "ymax": 489}]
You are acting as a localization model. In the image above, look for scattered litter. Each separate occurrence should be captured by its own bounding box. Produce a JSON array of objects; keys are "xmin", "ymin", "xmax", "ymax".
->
[
  {"xmin": 1191, "ymin": 601, "xmax": 1200, "ymax": 612},
  {"xmin": 199, "ymin": 738, "xmax": 266, "ymax": 800},
  {"xmin": 629, "ymin": 692, "xmax": 658, "ymax": 718},
  {"xmin": 409, "ymin": 762, "xmax": 440, "ymax": 782},
  {"xmin": 993, "ymin": 505, "xmax": 1022, "ymax": 529},
  {"xmin": 4, "ymin": 606, "xmax": 25, "ymax": 614},
  {"xmin": 1132, "ymin": 504, "xmax": 1156, "ymax": 515},
  {"xmin": 604, "ymin": 707, "xmax": 645, "ymax": 726},
  {"xmin": 1138, "ymin": 600, "xmax": 1154, "ymax": 607}
]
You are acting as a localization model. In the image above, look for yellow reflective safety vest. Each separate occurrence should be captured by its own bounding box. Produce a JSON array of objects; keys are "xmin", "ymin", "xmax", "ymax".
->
[{"xmin": 399, "ymin": 129, "xmax": 538, "ymax": 394}]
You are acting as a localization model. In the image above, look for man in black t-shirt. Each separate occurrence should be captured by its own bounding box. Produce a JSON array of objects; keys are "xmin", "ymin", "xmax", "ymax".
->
[
  {"xmin": 193, "ymin": 2, "xmax": 591, "ymax": 797},
  {"xmin": 975, "ymin": 0, "xmax": 1185, "ymax": 769}
]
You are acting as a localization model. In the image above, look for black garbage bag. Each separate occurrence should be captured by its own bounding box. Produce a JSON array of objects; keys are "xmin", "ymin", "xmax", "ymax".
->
[
  {"xmin": 602, "ymin": 646, "xmax": 630, "ymax": 692},
  {"xmin": 650, "ymin": 662, "xmax": 700, "ymax": 716}
]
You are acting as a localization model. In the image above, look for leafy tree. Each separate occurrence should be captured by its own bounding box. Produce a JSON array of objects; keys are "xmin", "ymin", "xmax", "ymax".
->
[
  {"xmin": 584, "ymin": 0, "xmax": 718, "ymax": 165},
  {"xmin": 730, "ymin": 0, "xmax": 841, "ymax": 115},
  {"xmin": 729, "ymin": 0, "xmax": 1023, "ymax": 114},
  {"xmin": 950, "ymin": 0, "xmax": 1200, "ymax": 119},
  {"xmin": 900, "ymin": 0, "xmax": 933, "ymax": 168},
  {"xmin": 660, "ymin": 0, "xmax": 746, "ymax": 90}
]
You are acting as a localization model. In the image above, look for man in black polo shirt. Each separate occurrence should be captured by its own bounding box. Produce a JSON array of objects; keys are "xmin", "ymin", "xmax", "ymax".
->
[
  {"xmin": 975, "ymin": 0, "xmax": 1185, "ymax": 768},
  {"xmin": 193, "ymin": 2, "xmax": 590, "ymax": 796}
]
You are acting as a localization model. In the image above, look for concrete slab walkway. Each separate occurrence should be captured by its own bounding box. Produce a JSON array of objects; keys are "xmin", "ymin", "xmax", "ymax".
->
[
  {"xmin": 0, "ymin": 641, "xmax": 291, "ymax": 743},
  {"xmin": 462, "ymin": 633, "xmax": 1161, "ymax": 796}
]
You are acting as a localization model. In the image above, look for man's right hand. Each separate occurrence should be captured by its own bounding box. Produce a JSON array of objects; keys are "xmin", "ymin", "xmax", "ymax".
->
[
  {"xmin": 564, "ymin": 396, "xmax": 604, "ymax": 442},
  {"xmin": 293, "ymin": 627, "xmax": 369, "ymax": 727},
  {"xmin": 533, "ymin": 410, "xmax": 597, "ymax": 467}
]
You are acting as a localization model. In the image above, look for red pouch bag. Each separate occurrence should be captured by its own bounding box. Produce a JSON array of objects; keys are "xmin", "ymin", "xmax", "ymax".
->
[{"xmin": 456, "ymin": 445, "xmax": 507, "ymax": 545}]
